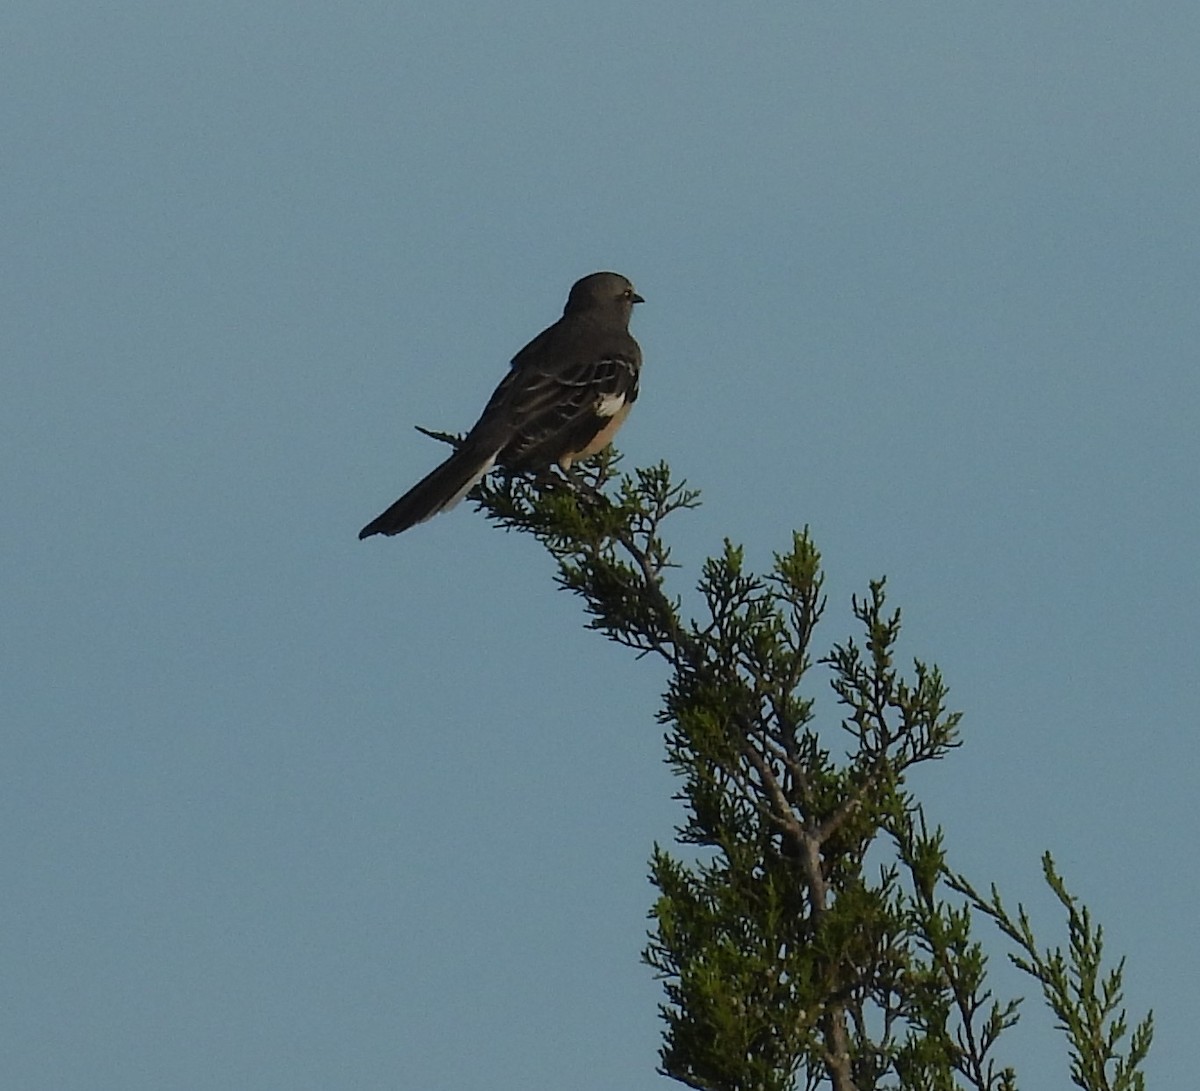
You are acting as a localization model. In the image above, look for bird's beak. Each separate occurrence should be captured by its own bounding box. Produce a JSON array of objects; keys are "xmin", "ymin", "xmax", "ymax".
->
[{"xmin": 632, "ymin": 292, "xmax": 645, "ymax": 304}]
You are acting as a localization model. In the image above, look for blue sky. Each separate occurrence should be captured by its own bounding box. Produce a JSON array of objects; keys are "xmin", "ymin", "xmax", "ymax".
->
[{"xmin": 3, "ymin": 3, "xmax": 1196, "ymax": 1088}]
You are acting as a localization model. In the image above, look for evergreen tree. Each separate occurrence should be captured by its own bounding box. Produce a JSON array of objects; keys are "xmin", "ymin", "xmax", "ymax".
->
[{"xmin": 461, "ymin": 441, "xmax": 1152, "ymax": 1091}]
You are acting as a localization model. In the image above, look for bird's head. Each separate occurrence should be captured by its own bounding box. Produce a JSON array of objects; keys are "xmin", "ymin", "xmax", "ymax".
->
[{"xmin": 564, "ymin": 271, "xmax": 644, "ymax": 318}]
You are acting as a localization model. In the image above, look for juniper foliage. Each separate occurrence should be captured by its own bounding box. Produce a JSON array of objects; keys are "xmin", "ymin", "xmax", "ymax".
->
[{"xmin": 464, "ymin": 446, "xmax": 1152, "ymax": 1091}]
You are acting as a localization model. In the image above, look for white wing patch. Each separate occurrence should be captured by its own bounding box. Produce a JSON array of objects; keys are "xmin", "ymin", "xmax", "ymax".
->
[{"xmin": 596, "ymin": 392, "xmax": 626, "ymax": 418}]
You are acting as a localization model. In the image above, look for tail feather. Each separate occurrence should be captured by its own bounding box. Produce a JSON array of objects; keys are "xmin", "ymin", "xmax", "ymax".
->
[{"xmin": 358, "ymin": 447, "xmax": 497, "ymax": 539}]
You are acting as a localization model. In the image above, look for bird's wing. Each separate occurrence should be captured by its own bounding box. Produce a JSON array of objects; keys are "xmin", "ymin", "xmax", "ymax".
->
[{"xmin": 480, "ymin": 344, "xmax": 641, "ymax": 470}]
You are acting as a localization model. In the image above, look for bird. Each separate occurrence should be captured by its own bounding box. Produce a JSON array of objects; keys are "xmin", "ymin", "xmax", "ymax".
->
[{"xmin": 358, "ymin": 271, "xmax": 644, "ymax": 540}]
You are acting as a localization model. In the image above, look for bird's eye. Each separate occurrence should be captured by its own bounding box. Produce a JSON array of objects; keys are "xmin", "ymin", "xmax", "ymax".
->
[{"xmin": 622, "ymin": 288, "xmax": 633, "ymax": 298}]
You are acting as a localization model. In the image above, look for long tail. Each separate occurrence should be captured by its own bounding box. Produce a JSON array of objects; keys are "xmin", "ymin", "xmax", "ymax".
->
[{"xmin": 358, "ymin": 444, "xmax": 498, "ymax": 539}]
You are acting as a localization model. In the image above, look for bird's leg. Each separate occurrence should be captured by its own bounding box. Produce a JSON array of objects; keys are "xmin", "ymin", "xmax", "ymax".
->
[
  {"xmin": 564, "ymin": 466, "xmax": 605, "ymax": 501},
  {"xmin": 528, "ymin": 466, "xmax": 573, "ymax": 493},
  {"xmin": 524, "ymin": 465, "xmax": 606, "ymax": 512}
]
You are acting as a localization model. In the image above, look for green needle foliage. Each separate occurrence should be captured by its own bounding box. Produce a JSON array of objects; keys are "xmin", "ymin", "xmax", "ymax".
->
[{"xmin": 466, "ymin": 445, "xmax": 1152, "ymax": 1091}]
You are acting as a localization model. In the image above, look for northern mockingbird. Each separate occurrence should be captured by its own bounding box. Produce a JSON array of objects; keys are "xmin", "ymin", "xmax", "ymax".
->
[{"xmin": 359, "ymin": 271, "xmax": 643, "ymax": 539}]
